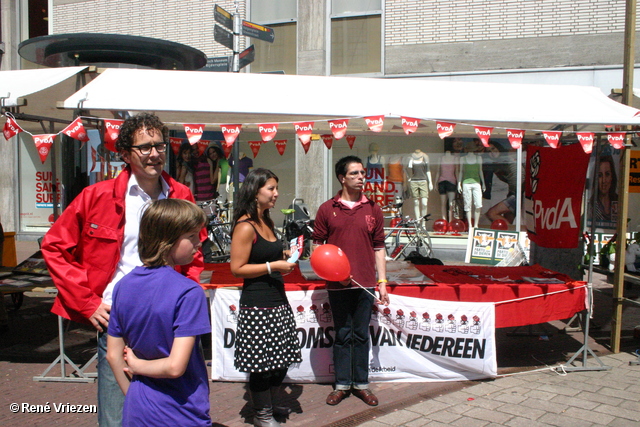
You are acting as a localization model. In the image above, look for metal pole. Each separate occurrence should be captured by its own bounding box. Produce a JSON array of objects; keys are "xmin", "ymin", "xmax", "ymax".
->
[
  {"xmin": 231, "ymin": 2, "xmax": 241, "ymax": 197},
  {"xmin": 611, "ymin": 0, "xmax": 636, "ymax": 353}
]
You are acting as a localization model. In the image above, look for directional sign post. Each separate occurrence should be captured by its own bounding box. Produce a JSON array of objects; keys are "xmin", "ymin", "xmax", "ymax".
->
[
  {"xmin": 214, "ymin": 4, "xmax": 233, "ymax": 30},
  {"xmin": 241, "ymin": 20, "xmax": 275, "ymax": 43},
  {"xmin": 201, "ymin": 56, "xmax": 231, "ymax": 72},
  {"xmin": 214, "ymin": 25, "xmax": 233, "ymax": 50},
  {"xmin": 238, "ymin": 45, "xmax": 255, "ymax": 70}
]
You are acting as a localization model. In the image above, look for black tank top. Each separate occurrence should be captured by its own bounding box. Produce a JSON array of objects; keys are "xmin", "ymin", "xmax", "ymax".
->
[{"xmin": 237, "ymin": 220, "xmax": 287, "ymax": 308}]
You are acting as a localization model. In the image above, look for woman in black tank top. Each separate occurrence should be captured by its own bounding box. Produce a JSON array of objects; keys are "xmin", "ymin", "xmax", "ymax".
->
[{"xmin": 230, "ymin": 168, "xmax": 302, "ymax": 427}]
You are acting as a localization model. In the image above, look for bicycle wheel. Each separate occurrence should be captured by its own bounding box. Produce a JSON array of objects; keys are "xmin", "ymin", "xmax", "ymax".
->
[
  {"xmin": 392, "ymin": 228, "xmax": 410, "ymax": 260},
  {"xmin": 415, "ymin": 227, "xmax": 434, "ymax": 258}
]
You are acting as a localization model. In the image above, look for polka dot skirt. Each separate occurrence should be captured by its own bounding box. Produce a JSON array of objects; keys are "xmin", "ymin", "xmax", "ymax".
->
[{"xmin": 234, "ymin": 304, "xmax": 302, "ymax": 373}]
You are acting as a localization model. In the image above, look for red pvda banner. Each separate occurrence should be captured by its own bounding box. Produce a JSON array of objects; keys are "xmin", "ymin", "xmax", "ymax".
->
[{"xmin": 524, "ymin": 143, "xmax": 589, "ymax": 248}]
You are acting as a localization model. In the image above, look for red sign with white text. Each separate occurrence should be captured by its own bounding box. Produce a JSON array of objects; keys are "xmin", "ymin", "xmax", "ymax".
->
[
  {"xmin": 607, "ymin": 132, "xmax": 625, "ymax": 149},
  {"xmin": 103, "ymin": 119, "xmax": 123, "ymax": 152},
  {"xmin": 61, "ymin": 117, "xmax": 89, "ymax": 142},
  {"xmin": 542, "ymin": 131, "xmax": 562, "ymax": 148},
  {"xmin": 33, "ymin": 134, "xmax": 56, "ymax": 164},
  {"xmin": 184, "ymin": 124, "xmax": 205, "ymax": 145},
  {"xmin": 248, "ymin": 141, "xmax": 262, "ymax": 158},
  {"xmin": 274, "ymin": 139, "xmax": 287, "ymax": 156},
  {"xmin": 474, "ymin": 126, "xmax": 493, "ymax": 147},
  {"xmin": 436, "ymin": 122, "xmax": 455, "ymax": 139},
  {"xmin": 329, "ymin": 119, "xmax": 349, "ymax": 140},
  {"xmin": 3, "ymin": 115, "xmax": 23, "ymax": 140},
  {"xmin": 506, "ymin": 129, "xmax": 525, "ymax": 149},
  {"xmin": 364, "ymin": 116, "xmax": 384, "ymax": 132},
  {"xmin": 321, "ymin": 134, "xmax": 333, "ymax": 149},
  {"xmin": 221, "ymin": 124, "xmax": 242, "ymax": 147},
  {"xmin": 294, "ymin": 122, "xmax": 314, "ymax": 144},
  {"xmin": 576, "ymin": 132, "xmax": 594, "ymax": 154},
  {"xmin": 169, "ymin": 137, "xmax": 183, "ymax": 156},
  {"xmin": 401, "ymin": 117, "xmax": 420, "ymax": 135},
  {"xmin": 197, "ymin": 139, "xmax": 210, "ymax": 156},
  {"xmin": 258, "ymin": 123, "xmax": 278, "ymax": 142},
  {"xmin": 346, "ymin": 135, "xmax": 356, "ymax": 149}
]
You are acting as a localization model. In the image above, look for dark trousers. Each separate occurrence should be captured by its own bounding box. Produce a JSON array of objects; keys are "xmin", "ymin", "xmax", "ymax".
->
[{"xmin": 328, "ymin": 288, "xmax": 374, "ymax": 390}]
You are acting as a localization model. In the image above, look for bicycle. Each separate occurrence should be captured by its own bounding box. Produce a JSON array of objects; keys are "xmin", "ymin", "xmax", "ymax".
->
[
  {"xmin": 279, "ymin": 198, "xmax": 314, "ymax": 259},
  {"xmin": 200, "ymin": 198, "xmax": 232, "ymax": 263},
  {"xmin": 383, "ymin": 213, "xmax": 435, "ymax": 261}
]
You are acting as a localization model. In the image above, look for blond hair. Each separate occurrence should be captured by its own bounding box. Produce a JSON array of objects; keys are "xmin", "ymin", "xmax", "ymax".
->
[{"xmin": 138, "ymin": 199, "xmax": 206, "ymax": 267}]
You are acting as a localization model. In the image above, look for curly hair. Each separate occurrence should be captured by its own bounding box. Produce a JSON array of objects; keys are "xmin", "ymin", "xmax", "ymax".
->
[{"xmin": 115, "ymin": 112, "xmax": 168, "ymax": 152}]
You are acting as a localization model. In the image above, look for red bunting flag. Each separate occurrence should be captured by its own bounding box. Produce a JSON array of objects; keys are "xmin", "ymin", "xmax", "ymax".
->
[
  {"xmin": 576, "ymin": 132, "xmax": 595, "ymax": 154},
  {"xmin": 294, "ymin": 122, "xmax": 314, "ymax": 144},
  {"xmin": 299, "ymin": 138, "xmax": 311, "ymax": 154},
  {"xmin": 248, "ymin": 140, "xmax": 262, "ymax": 158},
  {"xmin": 401, "ymin": 117, "xmax": 420, "ymax": 135},
  {"xmin": 184, "ymin": 124, "xmax": 205, "ymax": 145},
  {"xmin": 542, "ymin": 131, "xmax": 562, "ymax": 148},
  {"xmin": 61, "ymin": 117, "xmax": 90, "ymax": 142},
  {"xmin": 346, "ymin": 135, "xmax": 356, "ymax": 149},
  {"xmin": 364, "ymin": 116, "xmax": 384, "ymax": 132},
  {"xmin": 506, "ymin": 129, "xmax": 525, "ymax": 149},
  {"xmin": 274, "ymin": 140, "xmax": 287, "ymax": 156},
  {"xmin": 197, "ymin": 139, "xmax": 210, "ymax": 156},
  {"xmin": 436, "ymin": 122, "xmax": 455, "ymax": 139},
  {"xmin": 33, "ymin": 134, "xmax": 56, "ymax": 164},
  {"xmin": 103, "ymin": 119, "xmax": 124, "ymax": 153},
  {"xmin": 321, "ymin": 134, "xmax": 333, "ymax": 149},
  {"xmin": 3, "ymin": 115, "xmax": 24, "ymax": 140},
  {"xmin": 222, "ymin": 143, "xmax": 233, "ymax": 158},
  {"xmin": 329, "ymin": 119, "xmax": 349, "ymax": 140},
  {"xmin": 169, "ymin": 137, "xmax": 183, "ymax": 156},
  {"xmin": 258, "ymin": 124, "xmax": 278, "ymax": 142},
  {"xmin": 474, "ymin": 126, "xmax": 493, "ymax": 147},
  {"xmin": 607, "ymin": 132, "xmax": 625, "ymax": 149},
  {"xmin": 221, "ymin": 124, "xmax": 242, "ymax": 147}
]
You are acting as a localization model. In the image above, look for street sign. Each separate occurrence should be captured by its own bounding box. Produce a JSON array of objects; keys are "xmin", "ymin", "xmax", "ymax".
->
[
  {"xmin": 241, "ymin": 20, "xmax": 275, "ymax": 43},
  {"xmin": 239, "ymin": 45, "xmax": 255, "ymax": 69},
  {"xmin": 201, "ymin": 56, "xmax": 231, "ymax": 72},
  {"xmin": 214, "ymin": 4, "xmax": 233, "ymax": 31},
  {"xmin": 214, "ymin": 24, "xmax": 233, "ymax": 50}
]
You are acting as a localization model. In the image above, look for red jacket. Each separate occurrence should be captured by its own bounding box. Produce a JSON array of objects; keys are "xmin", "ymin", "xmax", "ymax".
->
[{"xmin": 41, "ymin": 167, "xmax": 205, "ymax": 324}]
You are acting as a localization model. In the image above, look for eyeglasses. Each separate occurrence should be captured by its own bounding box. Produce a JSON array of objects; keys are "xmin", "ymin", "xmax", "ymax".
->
[{"xmin": 130, "ymin": 142, "xmax": 168, "ymax": 155}]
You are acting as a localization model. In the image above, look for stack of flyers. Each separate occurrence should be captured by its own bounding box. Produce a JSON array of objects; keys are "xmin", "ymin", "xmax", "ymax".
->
[
  {"xmin": 0, "ymin": 278, "xmax": 32, "ymax": 288},
  {"xmin": 287, "ymin": 235, "xmax": 304, "ymax": 263}
]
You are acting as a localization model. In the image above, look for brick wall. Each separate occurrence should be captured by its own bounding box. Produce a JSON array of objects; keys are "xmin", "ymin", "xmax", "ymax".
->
[{"xmin": 386, "ymin": 0, "xmax": 631, "ymax": 46}]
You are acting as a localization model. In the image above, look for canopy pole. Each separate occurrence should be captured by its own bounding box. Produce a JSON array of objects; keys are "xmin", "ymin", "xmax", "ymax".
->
[{"xmin": 610, "ymin": 0, "xmax": 636, "ymax": 353}]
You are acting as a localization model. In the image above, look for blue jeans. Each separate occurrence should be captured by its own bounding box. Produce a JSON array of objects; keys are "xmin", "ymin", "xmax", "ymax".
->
[
  {"xmin": 328, "ymin": 288, "xmax": 374, "ymax": 390},
  {"xmin": 98, "ymin": 331, "xmax": 124, "ymax": 426}
]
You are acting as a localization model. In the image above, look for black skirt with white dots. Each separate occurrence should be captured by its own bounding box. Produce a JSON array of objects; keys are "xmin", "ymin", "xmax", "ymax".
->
[{"xmin": 234, "ymin": 304, "xmax": 302, "ymax": 373}]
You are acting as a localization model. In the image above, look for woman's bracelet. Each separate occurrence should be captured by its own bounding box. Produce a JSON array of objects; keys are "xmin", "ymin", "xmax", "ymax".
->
[{"xmin": 266, "ymin": 262, "xmax": 272, "ymax": 274}]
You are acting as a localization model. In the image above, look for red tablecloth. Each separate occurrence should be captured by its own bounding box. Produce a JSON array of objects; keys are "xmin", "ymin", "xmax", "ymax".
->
[{"xmin": 203, "ymin": 263, "xmax": 586, "ymax": 328}]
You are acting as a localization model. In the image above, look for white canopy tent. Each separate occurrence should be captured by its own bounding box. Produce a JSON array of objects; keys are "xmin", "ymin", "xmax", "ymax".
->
[{"xmin": 59, "ymin": 68, "xmax": 640, "ymax": 132}]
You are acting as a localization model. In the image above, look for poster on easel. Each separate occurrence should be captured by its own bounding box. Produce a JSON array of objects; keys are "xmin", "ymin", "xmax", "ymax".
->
[{"xmin": 465, "ymin": 228, "xmax": 529, "ymax": 265}]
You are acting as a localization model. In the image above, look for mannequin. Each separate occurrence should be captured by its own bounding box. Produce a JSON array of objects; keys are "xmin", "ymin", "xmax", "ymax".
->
[
  {"xmin": 365, "ymin": 143, "xmax": 386, "ymax": 204},
  {"xmin": 435, "ymin": 151, "xmax": 458, "ymax": 222},
  {"xmin": 457, "ymin": 142, "xmax": 485, "ymax": 229},
  {"xmin": 226, "ymin": 151, "xmax": 253, "ymax": 201},
  {"xmin": 387, "ymin": 154, "xmax": 406, "ymax": 211},
  {"xmin": 407, "ymin": 149, "xmax": 433, "ymax": 221}
]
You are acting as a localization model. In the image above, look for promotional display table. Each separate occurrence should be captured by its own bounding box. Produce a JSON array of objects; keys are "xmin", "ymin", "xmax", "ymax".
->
[{"xmin": 203, "ymin": 263, "xmax": 587, "ymax": 329}]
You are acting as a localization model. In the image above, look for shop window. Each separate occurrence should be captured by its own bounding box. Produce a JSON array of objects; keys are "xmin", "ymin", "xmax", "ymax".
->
[
  {"xmin": 331, "ymin": 14, "xmax": 381, "ymax": 75},
  {"xmin": 28, "ymin": 0, "xmax": 48, "ymax": 38},
  {"xmin": 251, "ymin": 22, "xmax": 297, "ymax": 75}
]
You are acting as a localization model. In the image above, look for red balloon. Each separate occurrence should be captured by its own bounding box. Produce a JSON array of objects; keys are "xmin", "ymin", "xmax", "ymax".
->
[
  {"xmin": 491, "ymin": 219, "xmax": 509, "ymax": 230},
  {"xmin": 310, "ymin": 244, "xmax": 351, "ymax": 282},
  {"xmin": 433, "ymin": 219, "xmax": 448, "ymax": 233},
  {"xmin": 449, "ymin": 219, "xmax": 467, "ymax": 233}
]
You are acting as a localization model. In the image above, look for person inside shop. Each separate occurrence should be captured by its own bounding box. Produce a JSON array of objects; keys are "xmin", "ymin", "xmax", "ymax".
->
[
  {"xmin": 215, "ymin": 145, "xmax": 230, "ymax": 202},
  {"xmin": 229, "ymin": 168, "xmax": 301, "ymax": 427},
  {"xmin": 176, "ymin": 141, "xmax": 195, "ymax": 194},
  {"xmin": 226, "ymin": 151, "xmax": 254, "ymax": 202},
  {"xmin": 41, "ymin": 112, "xmax": 204, "ymax": 427},
  {"xmin": 484, "ymin": 141, "xmax": 520, "ymax": 225},
  {"xmin": 365, "ymin": 143, "xmax": 385, "ymax": 204},
  {"xmin": 458, "ymin": 140, "xmax": 486, "ymax": 229},
  {"xmin": 193, "ymin": 142, "xmax": 221, "ymax": 203},
  {"xmin": 435, "ymin": 150, "xmax": 458, "ymax": 223},
  {"xmin": 106, "ymin": 199, "xmax": 210, "ymax": 426},
  {"xmin": 311, "ymin": 155, "xmax": 389, "ymax": 408},
  {"xmin": 407, "ymin": 149, "xmax": 433, "ymax": 222},
  {"xmin": 593, "ymin": 155, "xmax": 619, "ymax": 224}
]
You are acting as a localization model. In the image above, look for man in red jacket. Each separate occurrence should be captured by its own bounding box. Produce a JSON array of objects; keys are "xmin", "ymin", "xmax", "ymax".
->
[{"xmin": 42, "ymin": 112, "xmax": 204, "ymax": 427}]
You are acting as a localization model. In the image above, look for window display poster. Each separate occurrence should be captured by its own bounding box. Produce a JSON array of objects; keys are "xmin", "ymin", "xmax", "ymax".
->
[
  {"xmin": 465, "ymin": 228, "xmax": 528, "ymax": 265},
  {"xmin": 585, "ymin": 145, "xmax": 622, "ymax": 232},
  {"xmin": 19, "ymin": 133, "xmax": 60, "ymax": 231}
]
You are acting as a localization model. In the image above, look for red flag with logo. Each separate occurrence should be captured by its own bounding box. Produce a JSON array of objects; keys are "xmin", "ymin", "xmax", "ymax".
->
[
  {"xmin": 506, "ymin": 129, "xmax": 525, "ymax": 149},
  {"xmin": 346, "ymin": 135, "xmax": 356, "ymax": 149},
  {"xmin": 294, "ymin": 122, "xmax": 314, "ymax": 144},
  {"xmin": 222, "ymin": 143, "xmax": 233, "ymax": 158},
  {"xmin": 169, "ymin": 137, "xmax": 183, "ymax": 156},
  {"xmin": 258, "ymin": 124, "xmax": 278, "ymax": 142},
  {"xmin": 607, "ymin": 132, "xmax": 626, "ymax": 149},
  {"xmin": 329, "ymin": 119, "xmax": 349, "ymax": 140},
  {"xmin": 299, "ymin": 138, "xmax": 311, "ymax": 154},
  {"xmin": 436, "ymin": 122, "xmax": 455, "ymax": 139},
  {"xmin": 221, "ymin": 124, "xmax": 242, "ymax": 147},
  {"xmin": 576, "ymin": 132, "xmax": 594, "ymax": 154},
  {"xmin": 321, "ymin": 134, "xmax": 333, "ymax": 149},
  {"xmin": 274, "ymin": 140, "xmax": 287, "ymax": 156},
  {"xmin": 184, "ymin": 124, "xmax": 205, "ymax": 145},
  {"xmin": 248, "ymin": 141, "xmax": 262, "ymax": 158},
  {"xmin": 401, "ymin": 117, "xmax": 420, "ymax": 135},
  {"xmin": 474, "ymin": 126, "xmax": 493, "ymax": 147},
  {"xmin": 33, "ymin": 134, "xmax": 56, "ymax": 164},
  {"xmin": 103, "ymin": 119, "xmax": 123, "ymax": 152},
  {"xmin": 364, "ymin": 116, "xmax": 384, "ymax": 132},
  {"xmin": 61, "ymin": 117, "xmax": 89, "ymax": 142},
  {"xmin": 525, "ymin": 143, "xmax": 589, "ymax": 248},
  {"xmin": 196, "ymin": 139, "xmax": 210, "ymax": 156},
  {"xmin": 3, "ymin": 115, "xmax": 24, "ymax": 140},
  {"xmin": 542, "ymin": 131, "xmax": 562, "ymax": 148}
]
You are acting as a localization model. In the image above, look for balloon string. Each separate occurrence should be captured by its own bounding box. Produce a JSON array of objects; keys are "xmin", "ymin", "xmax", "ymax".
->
[{"xmin": 350, "ymin": 278, "xmax": 379, "ymax": 300}]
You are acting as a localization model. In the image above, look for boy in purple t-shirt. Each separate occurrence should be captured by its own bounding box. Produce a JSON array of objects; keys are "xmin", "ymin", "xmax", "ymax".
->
[{"xmin": 107, "ymin": 199, "xmax": 210, "ymax": 426}]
